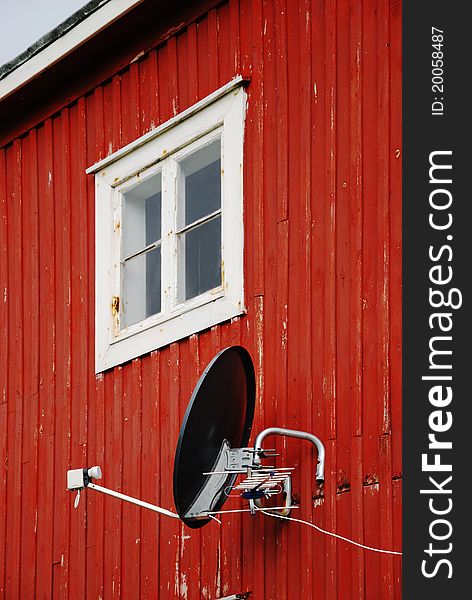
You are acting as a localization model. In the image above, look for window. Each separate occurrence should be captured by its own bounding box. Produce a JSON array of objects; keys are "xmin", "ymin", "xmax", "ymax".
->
[{"xmin": 89, "ymin": 78, "xmax": 246, "ymax": 372}]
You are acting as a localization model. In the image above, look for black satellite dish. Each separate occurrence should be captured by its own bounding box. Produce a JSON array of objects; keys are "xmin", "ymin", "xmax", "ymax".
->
[
  {"xmin": 68, "ymin": 345, "xmax": 325, "ymax": 530},
  {"xmin": 173, "ymin": 346, "xmax": 256, "ymax": 528}
]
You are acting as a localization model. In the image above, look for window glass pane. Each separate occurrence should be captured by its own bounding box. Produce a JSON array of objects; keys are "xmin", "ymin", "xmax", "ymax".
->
[
  {"xmin": 145, "ymin": 192, "xmax": 161, "ymax": 245},
  {"xmin": 180, "ymin": 138, "xmax": 221, "ymax": 227},
  {"xmin": 179, "ymin": 215, "xmax": 221, "ymax": 301},
  {"xmin": 122, "ymin": 246, "xmax": 161, "ymax": 327},
  {"xmin": 122, "ymin": 172, "xmax": 161, "ymax": 258},
  {"xmin": 146, "ymin": 247, "xmax": 161, "ymax": 318}
]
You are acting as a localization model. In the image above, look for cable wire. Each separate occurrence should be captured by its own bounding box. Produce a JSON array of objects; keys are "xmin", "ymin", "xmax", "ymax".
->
[
  {"xmin": 208, "ymin": 514, "xmax": 223, "ymax": 525},
  {"xmin": 261, "ymin": 510, "xmax": 402, "ymax": 556}
]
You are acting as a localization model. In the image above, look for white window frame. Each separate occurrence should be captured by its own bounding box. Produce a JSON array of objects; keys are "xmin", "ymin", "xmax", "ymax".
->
[{"xmin": 88, "ymin": 77, "xmax": 247, "ymax": 372}]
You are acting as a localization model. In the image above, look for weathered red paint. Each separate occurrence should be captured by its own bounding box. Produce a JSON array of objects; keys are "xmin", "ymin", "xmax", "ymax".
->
[{"xmin": 0, "ymin": 0, "xmax": 402, "ymax": 598}]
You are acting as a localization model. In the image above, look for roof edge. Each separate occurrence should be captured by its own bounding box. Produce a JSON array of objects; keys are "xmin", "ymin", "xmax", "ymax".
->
[
  {"xmin": 0, "ymin": 0, "xmax": 110, "ymax": 80},
  {"xmin": 0, "ymin": 0, "xmax": 145, "ymax": 101}
]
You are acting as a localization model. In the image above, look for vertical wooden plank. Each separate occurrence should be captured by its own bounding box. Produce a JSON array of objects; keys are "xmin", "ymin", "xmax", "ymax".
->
[
  {"xmin": 52, "ymin": 109, "xmax": 72, "ymax": 600},
  {"xmin": 376, "ymin": 2, "xmax": 395, "ymax": 595},
  {"xmin": 93, "ymin": 86, "xmax": 105, "ymax": 163},
  {"xmin": 217, "ymin": 3, "xmax": 231, "ymax": 83},
  {"xmin": 238, "ymin": 311, "xmax": 260, "ymax": 600},
  {"xmin": 0, "ymin": 148, "xmax": 7, "ymax": 598},
  {"xmin": 140, "ymin": 352, "xmax": 161, "ymax": 598},
  {"xmin": 347, "ymin": 0, "xmax": 366, "ymax": 590},
  {"xmin": 196, "ymin": 18, "xmax": 210, "ymax": 100},
  {"xmin": 138, "ymin": 45, "xmax": 160, "ymax": 133},
  {"xmin": 274, "ymin": 0, "xmax": 288, "ymax": 224},
  {"xmin": 156, "ymin": 44, "xmax": 170, "ymax": 125},
  {"xmin": 188, "ymin": 336, "xmax": 203, "ymax": 598},
  {"xmin": 218, "ymin": 322, "xmax": 244, "ymax": 598},
  {"xmin": 285, "ymin": 0, "xmax": 318, "ymax": 596},
  {"xmin": 239, "ymin": 0, "xmax": 252, "ymax": 80},
  {"xmin": 20, "ymin": 136, "xmax": 32, "ymax": 600},
  {"xmin": 310, "ymin": 0, "xmax": 329, "ymax": 593},
  {"xmin": 83, "ymin": 91, "xmax": 95, "ymax": 597},
  {"xmin": 103, "ymin": 71, "xmax": 120, "ymax": 595},
  {"xmin": 121, "ymin": 359, "xmax": 143, "ymax": 598},
  {"xmin": 4, "ymin": 140, "xmax": 23, "ymax": 599},
  {"xmin": 361, "ymin": 0, "xmax": 379, "ymax": 443},
  {"xmin": 363, "ymin": 479, "xmax": 381, "ymax": 600},
  {"xmin": 139, "ymin": 52, "xmax": 152, "ymax": 134},
  {"xmin": 349, "ymin": 0, "xmax": 364, "ymax": 441},
  {"xmin": 334, "ymin": 0, "xmax": 353, "ymax": 596},
  {"xmin": 379, "ymin": 435, "xmax": 395, "ymax": 599},
  {"xmin": 362, "ymin": 0, "xmax": 382, "ymax": 595},
  {"xmin": 324, "ymin": 0, "xmax": 338, "ymax": 595},
  {"xmin": 207, "ymin": 9, "xmax": 220, "ymax": 88},
  {"xmin": 121, "ymin": 62, "xmax": 141, "ymax": 146},
  {"xmin": 286, "ymin": 0, "xmax": 303, "ymax": 577},
  {"xmin": 249, "ymin": 0, "xmax": 264, "ymax": 299},
  {"xmin": 119, "ymin": 59, "xmax": 143, "ymax": 597},
  {"xmin": 167, "ymin": 37, "xmax": 179, "ymax": 117},
  {"xmin": 229, "ymin": 0, "xmax": 241, "ymax": 76},
  {"xmin": 177, "ymin": 338, "xmax": 201, "ymax": 600},
  {"xmin": 35, "ymin": 120, "xmax": 56, "ymax": 600},
  {"xmin": 104, "ymin": 366, "xmax": 123, "ymax": 599},
  {"xmin": 176, "ymin": 28, "xmax": 201, "ymax": 599},
  {"xmin": 19, "ymin": 129, "xmax": 40, "ymax": 600},
  {"xmin": 69, "ymin": 99, "xmax": 89, "ymax": 599},
  {"xmin": 336, "ymin": 489, "xmax": 354, "ymax": 599},
  {"xmin": 274, "ymin": 220, "xmax": 290, "ymax": 600},
  {"xmin": 87, "ymin": 373, "xmax": 106, "ymax": 600},
  {"xmin": 0, "ymin": 401, "xmax": 6, "ymax": 600},
  {"xmin": 389, "ymin": 3, "xmax": 402, "ymax": 580},
  {"xmin": 376, "ymin": 0, "xmax": 391, "ymax": 440},
  {"xmin": 186, "ymin": 24, "xmax": 199, "ymax": 106},
  {"xmin": 149, "ymin": 49, "xmax": 160, "ymax": 128},
  {"xmin": 260, "ymin": 2, "xmax": 278, "ymax": 597},
  {"xmin": 198, "ymin": 329, "xmax": 223, "ymax": 600},
  {"xmin": 392, "ymin": 478, "xmax": 402, "ymax": 598},
  {"xmin": 86, "ymin": 86, "xmax": 106, "ymax": 600},
  {"xmin": 252, "ymin": 297, "xmax": 266, "ymax": 598},
  {"xmin": 105, "ymin": 75, "xmax": 123, "ymax": 155},
  {"xmin": 102, "ymin": 80, "xmax": 114, "ymax": 158},
  {"xmin": 299, "ymin": 1, "xmax": 315, "ymax": 597},
  {"xmin": 158, "ymin": 345, "xmax": 181, "ymax": 598},
  {"xmin": 177, "ymin": 33, "xmax": 189, "ymax": 111},
  {"xmin": 389, "ymin": 0, "xmax": 402, "ymax": 482},
  {"xmin": 351, "ymin": 436, "xmax": 366, "ymax": 599}
]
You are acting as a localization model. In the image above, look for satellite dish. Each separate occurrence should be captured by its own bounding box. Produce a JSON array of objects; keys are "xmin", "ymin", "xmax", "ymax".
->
[
  {"xmin": 173, "ymin": 346, "xmax": 256, "ymax": 528},
  {"xmin": 67, "ymin": 345, "xmax": 325, "ymax": 529}
]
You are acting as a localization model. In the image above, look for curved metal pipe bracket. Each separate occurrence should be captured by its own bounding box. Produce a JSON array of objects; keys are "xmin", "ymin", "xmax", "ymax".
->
[{"xmin": 253, "ymin": 427, "xmax": 325, "ymax": 483}]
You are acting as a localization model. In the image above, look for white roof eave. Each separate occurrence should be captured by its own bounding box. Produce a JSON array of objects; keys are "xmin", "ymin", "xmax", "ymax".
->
[{"xmin": 0, "ymin": 0, "xmax": 145, "ymax": 102}]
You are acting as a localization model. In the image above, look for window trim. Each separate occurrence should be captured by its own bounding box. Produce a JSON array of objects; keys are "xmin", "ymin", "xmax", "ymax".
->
[{"xmin": 91, "ymin": 78, "xmax": 247, "ymax": 372}]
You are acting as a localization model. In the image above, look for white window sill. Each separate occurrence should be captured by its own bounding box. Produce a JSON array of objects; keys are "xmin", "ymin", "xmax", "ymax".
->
[{"xmin": 97, "ymin": 295, "xmax": 245, "ymax": 372}]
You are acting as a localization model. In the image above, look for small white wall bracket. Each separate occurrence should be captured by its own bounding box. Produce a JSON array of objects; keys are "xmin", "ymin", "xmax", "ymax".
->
[{"xmin": 66, "ymin": 466, "xmax": 179, "ymax": 518}]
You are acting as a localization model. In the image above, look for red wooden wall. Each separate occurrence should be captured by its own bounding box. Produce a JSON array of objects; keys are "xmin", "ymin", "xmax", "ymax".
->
[{"xmin": 0, "ymin": 0, "xmax": 402, "ymax": 597}]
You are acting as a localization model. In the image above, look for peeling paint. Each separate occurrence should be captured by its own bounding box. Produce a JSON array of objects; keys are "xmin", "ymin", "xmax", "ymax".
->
[{"xmin": 180, "ymin": 572, "xmax": 188, "ymax": 599}]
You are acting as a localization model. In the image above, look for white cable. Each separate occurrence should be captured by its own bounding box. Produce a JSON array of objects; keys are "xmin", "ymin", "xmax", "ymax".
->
[
  {"xmin": 208, "ymin": 514, "xmax": 223, "ymax": 525},
  {"xmin": 261, "ymin": 510, "xmax": 402, "ymax": 556}
]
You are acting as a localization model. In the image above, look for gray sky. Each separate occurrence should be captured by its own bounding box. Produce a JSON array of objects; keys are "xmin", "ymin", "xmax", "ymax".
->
[{"xmin": 0, "ymin": 0, "xmax": 89, "ymax": 66}]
